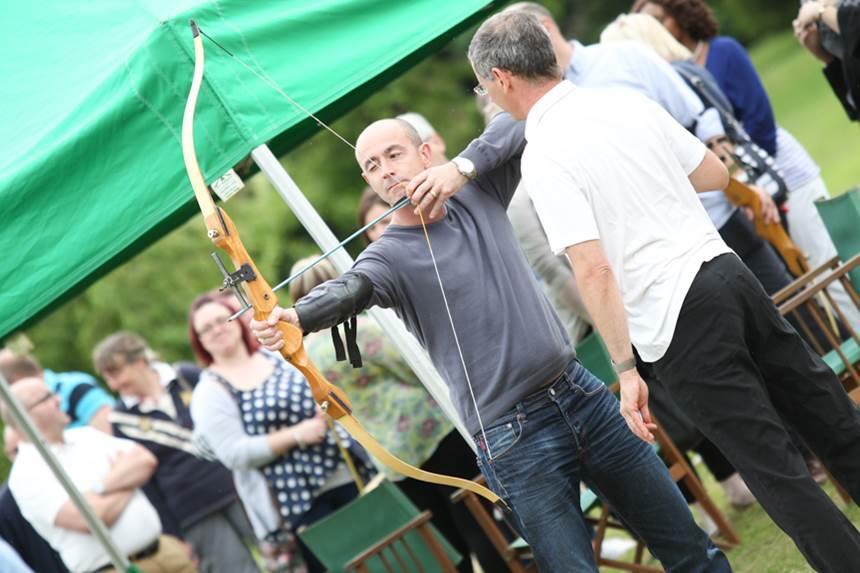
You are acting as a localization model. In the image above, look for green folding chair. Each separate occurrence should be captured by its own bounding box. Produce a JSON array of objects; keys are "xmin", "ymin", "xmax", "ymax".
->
[
  {"xmin": 776, "ymin": 254, "xmax": 860, "ymax": 398},
  {"xmin": 816, "ymin": 187, "xmax": 860, "ymax": 291},
  {"xmin": 297, "ymin": 479, "xmax": 461, "ymax": 573},
  {"xmin": 574, "ymin": 332, "xmax": 616, "ymax": 386}
]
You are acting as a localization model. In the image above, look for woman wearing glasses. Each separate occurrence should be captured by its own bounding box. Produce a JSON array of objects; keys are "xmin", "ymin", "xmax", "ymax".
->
[{"xmin": 187, "ymin": 294, "xmax": 375, "ymax": 573}]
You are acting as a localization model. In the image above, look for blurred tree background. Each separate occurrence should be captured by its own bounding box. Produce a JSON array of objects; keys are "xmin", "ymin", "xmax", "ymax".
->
[{"xmin": 11, "ymin": 0, "xmax": 845, "ymax": 378}]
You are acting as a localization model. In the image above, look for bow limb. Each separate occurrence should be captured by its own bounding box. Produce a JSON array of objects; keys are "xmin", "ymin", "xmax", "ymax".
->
[{"xmin": 180, "ymin": 21, "xmax": 502, "ymax": 507}]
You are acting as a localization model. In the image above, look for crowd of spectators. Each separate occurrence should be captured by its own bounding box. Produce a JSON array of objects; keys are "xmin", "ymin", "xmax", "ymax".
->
[{"xmin": 1, "ymin": 2, "xmax": 858, "ymax": 572}]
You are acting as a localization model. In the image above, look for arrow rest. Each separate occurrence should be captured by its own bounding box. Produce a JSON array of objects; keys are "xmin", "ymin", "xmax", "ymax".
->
[{"xmin": 209, "ymin": 252, "xmax": 254, "ymax": 319}]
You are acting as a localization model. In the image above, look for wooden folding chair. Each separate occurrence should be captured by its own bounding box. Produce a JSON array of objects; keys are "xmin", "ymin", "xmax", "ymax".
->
[
  {"xmin": 450, "ymin": 440, "xmax": 739, "ymax": 573},
  {"xmin": 772, "ymin": 255, "xmax": 860, "ymax": 503},
  {"xmin": 450, "ymin": 334, "xmax": 740, "ymax": 573},
  {"xmin": 576, "ymin": 333, "xmax": 741, "ymax": 572},
  {"xmin": 299, "ymin": 480, "xmax": 461, "ymax": 572},
  {"xmin": 772, "ymin": 254, "xmax": 860, "ymax": 403},
  {"xmin": 450, "ymin": 478, "xmax": 537, "ymax": 573},
  {"xmin": 816, "ymin": 188, "xmax": 860, "ymax": 292},
  {"xmin": 583, "ymin": 413, "xmax": 740, "ymax": 573},
  {"xmin": 346, "ymin": 511, "xmax": 458, "ymax": 573}
]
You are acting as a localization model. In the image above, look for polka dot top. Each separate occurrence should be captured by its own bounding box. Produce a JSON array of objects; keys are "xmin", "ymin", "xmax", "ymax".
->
[{"xmin": 212, "ymin": 352, "xmax": 373, "ymax": 528}]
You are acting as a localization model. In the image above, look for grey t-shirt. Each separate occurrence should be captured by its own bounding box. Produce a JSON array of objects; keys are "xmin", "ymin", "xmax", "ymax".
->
[{"xmin": 352, "ymin": 161, "xmax": 573, "ymax": 435}]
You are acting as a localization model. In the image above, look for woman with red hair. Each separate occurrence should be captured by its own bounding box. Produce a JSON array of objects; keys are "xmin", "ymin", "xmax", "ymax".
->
[{"xmin": 187, "ymin": 294, "xmax": 375, "ymax": 573}]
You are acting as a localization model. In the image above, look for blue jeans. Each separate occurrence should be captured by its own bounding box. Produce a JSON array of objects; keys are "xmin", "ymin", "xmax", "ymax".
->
[{"xmin": 475, "ymin": 360, "xmax": 731, "ymax": 573}]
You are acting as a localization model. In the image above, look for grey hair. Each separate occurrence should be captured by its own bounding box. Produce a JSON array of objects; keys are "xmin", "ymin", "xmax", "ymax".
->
[
  {"xmin": 505, "ymin": 2, "xmax": 554, "ymax": 20},
  {"xmin": 394, "ymin": 119, "xmax": 424, "ymax": 147},
  {"xmin": 288, "ymin": 255, "xmax": 338, "ymax": 302},
  {"xmin": 396, "ymin": 112, "xmax": 436, "ymax": 142},
  {"xmin": 92, "ymin": 331, "xmax": 152, "ymax": 375},
  {"xmin": 468, "ymin": 11, "xmax": 560, "ymax": 81}
]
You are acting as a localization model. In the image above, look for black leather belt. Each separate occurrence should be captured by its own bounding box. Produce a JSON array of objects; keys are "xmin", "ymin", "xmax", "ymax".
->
[{"xmin": 92, "ymin": 538, "xmax": 160, "ymax": 572}]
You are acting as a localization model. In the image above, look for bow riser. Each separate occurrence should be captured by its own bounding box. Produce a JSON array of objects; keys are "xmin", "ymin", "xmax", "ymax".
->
[
  {"xmin": 204, "ymin": 208, "xmax": 278, "ymax": 316},
  {"xmin": 204, "ymin": 207, "xmax": 356, "ymax": 417}
]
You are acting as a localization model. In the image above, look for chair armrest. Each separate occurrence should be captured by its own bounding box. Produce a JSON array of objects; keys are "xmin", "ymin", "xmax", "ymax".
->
[
  {"xmin": 772, "ymin": 256, "xmax": 841, "ymax": 305},
  {"xmin": 778, "ymin": 255, "xmax": 860, "ymax": 315}
]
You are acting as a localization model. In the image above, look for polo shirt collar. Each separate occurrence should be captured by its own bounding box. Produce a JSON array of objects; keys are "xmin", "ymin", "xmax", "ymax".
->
[{"xmin": 525, "ymin": 80, "xmax": 576, "ymax": 141}]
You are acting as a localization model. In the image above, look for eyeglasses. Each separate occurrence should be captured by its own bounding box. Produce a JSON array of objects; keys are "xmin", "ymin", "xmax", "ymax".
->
[
  {"xmin": 473, "ymin": 84, "xmax": 488, "ymax": 97},
  {"xmin": 196, "ymin": 315, "xmax": 230, "ymax": 337},
  {"xmin": 26, "ymin": 392, "xmax": 54, "ymax": 411}
]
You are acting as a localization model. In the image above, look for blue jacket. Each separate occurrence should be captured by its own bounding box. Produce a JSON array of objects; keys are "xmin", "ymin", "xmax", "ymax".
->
[{"xmin": 705, "ymin": 36, "xmax": 777, "ymax": 155}]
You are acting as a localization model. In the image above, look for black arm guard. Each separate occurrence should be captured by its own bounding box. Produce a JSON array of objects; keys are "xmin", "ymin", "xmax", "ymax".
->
[{"xmin": 294, "ymin": 271, "xmax": 374, "ymax": 334}]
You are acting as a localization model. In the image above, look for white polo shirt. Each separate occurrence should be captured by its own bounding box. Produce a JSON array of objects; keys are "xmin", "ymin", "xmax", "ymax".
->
[
  {"xmin": 522, "ymin": 81, "xmax": 732, "ymax": 362},
  {"xmin": 9, "ymin": 427, "xmax": 161, "ymax": 573}
]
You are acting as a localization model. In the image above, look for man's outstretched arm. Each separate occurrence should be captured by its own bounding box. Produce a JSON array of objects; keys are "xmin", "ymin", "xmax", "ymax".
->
[
  {"xmin": 251, "ymin": 271, "xmax": 374, "ymax": 350},
  {"xmin": 565, "ymin": 240, "xmax": 657, "ymax": 444}
]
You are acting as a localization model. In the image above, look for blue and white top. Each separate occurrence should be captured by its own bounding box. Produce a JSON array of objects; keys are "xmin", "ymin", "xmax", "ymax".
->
[
  {"xmin": 211, "ymin": 353, "xmax": 374, "ymax": 527},
  {"xmin": 44, "ymin": 369, "xmax": 115, "ymax": 429}
]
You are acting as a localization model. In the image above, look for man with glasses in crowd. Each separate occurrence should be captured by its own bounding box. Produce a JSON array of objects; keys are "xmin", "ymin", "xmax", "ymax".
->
[{"xmin": 2, "ymin": 377, "xmax": 197, "ymax": 573}]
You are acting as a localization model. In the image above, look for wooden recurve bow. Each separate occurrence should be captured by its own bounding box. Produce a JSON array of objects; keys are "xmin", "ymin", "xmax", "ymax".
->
[{"xmin": 180, "ymin": 20, "xmax": 503, "ymax": 507}]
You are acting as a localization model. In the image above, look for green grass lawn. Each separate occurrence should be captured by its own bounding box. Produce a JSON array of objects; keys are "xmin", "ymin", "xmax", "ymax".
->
[
  {"xmin": 599, "ymin": 459, "xmax": 860, "ymax": 573},
  {"xmin": 751, "ymin": 32, "xmax": 860, "ymax": 196}
]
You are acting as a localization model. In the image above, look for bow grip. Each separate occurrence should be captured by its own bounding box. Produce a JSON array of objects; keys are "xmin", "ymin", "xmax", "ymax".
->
[{"xmin": 269, "ymin": 317, "xmax": 354, "ymax": 419}]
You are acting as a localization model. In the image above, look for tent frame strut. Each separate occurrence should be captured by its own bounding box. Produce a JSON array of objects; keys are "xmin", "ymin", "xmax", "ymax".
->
[{"xmin": 0, "ymin": 374, "xmax": 132, "ymax": 572}]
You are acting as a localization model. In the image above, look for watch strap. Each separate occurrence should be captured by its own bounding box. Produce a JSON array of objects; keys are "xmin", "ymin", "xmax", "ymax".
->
[{"xmin": 612, "ymin": 357, "xmax": 637, "ymax": 374}]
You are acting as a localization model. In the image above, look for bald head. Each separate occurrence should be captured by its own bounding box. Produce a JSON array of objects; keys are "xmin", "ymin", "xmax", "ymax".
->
[
  {"xmin": 354, "ymin": 118, "xmax": 433, "ymax": 207},
  {"xmin": 10, "ymin": 377, "xmax": 43, "ymax": 401},
  {"xmin": 1, "ymin": 377, "xmax": 43, "ymax": 428},
  {"xmin": 1, "ymin": 377, "xmax": 66, "ymax": 438},
  {"xmin": 355, "ymin": 119, "xmax": 422, "ymax": 165}
]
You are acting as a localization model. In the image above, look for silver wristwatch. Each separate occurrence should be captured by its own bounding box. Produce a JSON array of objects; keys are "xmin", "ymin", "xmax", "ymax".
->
[{"xmin": 451, "ymin": 156, "xmax": 477, "ymax": 180}]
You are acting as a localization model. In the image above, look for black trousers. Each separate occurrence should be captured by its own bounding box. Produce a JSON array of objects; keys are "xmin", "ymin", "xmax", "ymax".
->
[
  {"xmin": 396, "ymin": 430, "xmax": 508, "ymax": 573},
  {"xmin": 648, "ymin": 253, "xmax": 860, "ymax": 573},
  {"xmin": 720, "ymin": 210, "xmax": 836, "ymax": 461}
]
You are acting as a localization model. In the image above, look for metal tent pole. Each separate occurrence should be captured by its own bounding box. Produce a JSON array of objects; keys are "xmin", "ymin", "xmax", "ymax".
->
[
  {"xmin": 250, "ymin": 144, "xmax": 474, "ymax": 447},
  {"xmin": 0, "ymin": 373, "xmax": 132, "ymax": 572}
]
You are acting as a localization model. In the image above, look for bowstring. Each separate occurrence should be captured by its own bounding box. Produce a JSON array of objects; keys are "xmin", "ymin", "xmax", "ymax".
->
[
  {"xmin": 416, "ymin": 209, "xmax": 493, "ymax": 459},
  {"xmin": 198, "ymin": 27, "xmax": 493, "ymax": 459}
]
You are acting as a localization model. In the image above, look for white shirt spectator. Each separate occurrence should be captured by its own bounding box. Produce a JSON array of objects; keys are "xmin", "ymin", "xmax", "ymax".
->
[
  {"xmin": 9, "ymin": 427, "xmax": 161, "ymax": 573},
  {"xmin": 522, "ymin": 81, "xmax": 731, "ymax": 361}
]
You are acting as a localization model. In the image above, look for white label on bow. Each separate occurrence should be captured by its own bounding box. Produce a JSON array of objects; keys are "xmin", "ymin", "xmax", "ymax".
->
[{"xmin": 211, "ymin": 169, "xmax": 244, "ymax": 202}]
